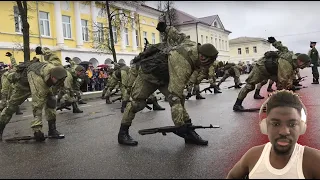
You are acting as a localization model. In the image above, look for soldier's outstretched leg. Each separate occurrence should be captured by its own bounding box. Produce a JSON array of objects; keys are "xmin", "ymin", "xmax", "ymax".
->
[
  {"xmin": 254, "ymin": 79, "xmax": 268, "ymax": 99},
  {"xmin": 72, "ymin": 102, "xmax": 83, "ymax": 113},
  {"xmin": 15, "ymin": 105, "xmax": 23, "ymax": 115},
  {"xmin": 193, "ymin": 84, "xmax": 205, "ymax": 100},
  {"xmin": 311, "ymin": 66, "xmax": 319, "ymax": 84},
  {"xmin": 45, "ymin": 98, "xmax": 64, "ymax": 139},
  {"xmin": 0, "ymin": 84, "xmax": 31, "ymax": 140},
  {"xmin": 119, "ymin": 75, "xmax": 158, "ymax": 146}
]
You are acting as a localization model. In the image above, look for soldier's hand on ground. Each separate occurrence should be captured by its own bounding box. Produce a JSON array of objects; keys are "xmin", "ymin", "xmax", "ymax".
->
[
  {"xmin": 35, "ymin": 46, "xmax": 43, "ymax": 55},
  {"xmin": 267, "ymin": 37, "xmax": 276, "ymax": 43},
  {"xmin": 65, "ymin": 57, "xmax": 71, "ymax": 63},
  {"xmin": 5, "ymin": 52, "xmax": 12, "ymax": 57}
]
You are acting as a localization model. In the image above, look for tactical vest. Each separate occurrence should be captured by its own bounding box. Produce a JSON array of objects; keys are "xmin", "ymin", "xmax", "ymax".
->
[
  {"xmin": 264, "ymin": 51, "xmax": 279, "ymax": 75},
  {"xmin": 140, "ymin": 51, "xmax": 169, "ymax": 82},
  {"xmin": 114, "ymin": 66, "xmax": 129, "ymax": 79},
  {"xmin": 13, "ymin": 61, "xmax": 44, "ymax": 86}
]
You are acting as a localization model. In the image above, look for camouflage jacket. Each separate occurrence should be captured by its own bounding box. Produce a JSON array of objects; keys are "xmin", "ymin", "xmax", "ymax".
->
[
  {"xmin": 309, "ymin": 47, "xmax": 319, "ymax": 65},
  {"xmin": 42, "ymin": 48, "xmax": 62, "ymax": 66}
]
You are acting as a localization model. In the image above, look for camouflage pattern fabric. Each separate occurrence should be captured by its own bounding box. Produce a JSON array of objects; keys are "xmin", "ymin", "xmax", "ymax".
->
[{"xmin": 42, "ymin": 48, "xmax": 62, "ymax": 66}]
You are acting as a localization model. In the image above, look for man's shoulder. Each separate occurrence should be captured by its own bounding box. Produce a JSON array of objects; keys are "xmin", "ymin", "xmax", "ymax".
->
[
  {"xmin": 304, "ymin": 146, "xmax": 320, "ymax": 160},
  {"xmin": 302, "ymin": 146, "xmax": 320, "ymax": 178}
]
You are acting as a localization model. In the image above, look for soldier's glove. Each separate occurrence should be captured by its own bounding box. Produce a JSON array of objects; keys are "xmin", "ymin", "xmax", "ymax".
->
[
  {"xmin": 65, "ymin": 57, "xmax": 71, "ymax": 63},
  {"xmin": 35, "ymin": 46, "xmax": 43, "ymax": 55},
  {"xmin": 267, "ymin": 37, "xmax": 276, "ymax": 44},
  {"xmin": 5, "ymin": 52, "xmax": 12, "ymax": 57},
  {"xmin": 156, "ymin": 22, "xmax": 167, "ymax": 33}
]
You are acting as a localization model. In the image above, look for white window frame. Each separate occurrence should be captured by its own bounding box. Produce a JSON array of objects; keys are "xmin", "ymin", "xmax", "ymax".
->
[
  {"xmin": 225, "ymin": 41, "xmax": 227, "ymax": 51},
  {"xmin": 211, "ymin": 37, "xmax": 213, "ymax": 44},
  {"xmin": 62, "ymin": 15, "xmax": 72, "ymax": 39},
  {"xmin": 135, "ymin": 30, "xmax": 139, "ymax": 46},
  {"xmin": 245, "ymin": 47, "xmax": 249, "ymax": 54},
  {"xmin": 152, "ymin": 33, "xmax": 156, "ymax": 44},
  {"xmin": 253, "ymin": 46, "xmax": 257, "ymax": 53},
  {"xmin": 13, "ymin": 6, "xmax": 22, "ymax": 33},
  {"xmin": 143, "ymin": 31, "xmax": 147, "ymax": 42},
  {"xmin": 112, "ymin": 26, "xmax": 118, "ymax": 44},
  {"xmin": 201, "ymin": 35, "xmax": 203, "ymax": 44},
  {"xmin": 222, "ymin": 40, "xmax": 224, "ymax": 50},
  {"xmin": 238, "ymin": 48, "xmax": 242, "ymax": 55},
  {"xmin": 215, "ymin": 38, "xmax": 217, "ymax": 47},
  {"xmin": 39, "ymin": 11, "xmax": 51, "ymax": 37},
  {"xmin": 97, "ymin": 22, "xmax": 104, "ymax": 43},
  {"xmin": 81, "ymin": 19, "xmax": 89, "ymax": 42},
  {"xmin": 219, "ymin": 39, "xmax": 221, "ymax": 50},
  {"xmin": 124, "ymin": 27, "xmax": 129, "ymax": 46}
]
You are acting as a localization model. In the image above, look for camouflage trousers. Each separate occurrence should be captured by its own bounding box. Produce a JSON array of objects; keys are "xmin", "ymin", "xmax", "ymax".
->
[
  {"xmin": 121, "ymin": 51, "xmax": 193, "ymax": 126},
  {"xmin": 0, "ymin": 72, "xmax": 56, "ymax": 132},
  {"xmin": 217, "ymin": 70, "xmax": 240, "ymax": 87},
  {"xmin": 57, "ymin": 87, "xmax": 76, "ymax": 103},
  {"xmin": 102, "ymin": 76, "xmax": 121, "ymax": 98},
  {"xmin": 0, "ymin": 74, "xmax": 13, "ymax": 110},
  {"xmin": 237, "ymin": 65, "xmax": 277, "ymax": 100}
]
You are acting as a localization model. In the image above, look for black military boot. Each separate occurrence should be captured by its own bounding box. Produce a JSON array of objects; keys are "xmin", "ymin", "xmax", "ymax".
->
[
  {"xmin": 48, "ymin": 120, "xmax": 65, "ymax": 139},
  {"xmin": 152, "ymin": 98, "xmax": 165, "ymax": 111},
  {"xmin": 196, "ymin": 94, "xmax": 206, "ymax": 100},
  {"xmin": 34, "ymin": 130, "xmax": 46, "ymax": 142},
  {"xmin": 185, "ymin": 92, "xmax": 192, "ymax": 100},
  {"xmin": 312, "ymin": 78, "xmax": 319, "ymax": 84},
  {"xmin": 121, "ymin": 101, "xmax": 128, "ymax": 113},
  {"xmin": 78, "ymin": 99, "xmax": 87, "ymax": 104},
  {"xmin": 0, "ymin": 123, "xmax": 6, "ymax": 141},
  {"xmin": 214, "ymin": 87, "xmax": 222, "ymax": 94},
  {"xmin": 182, "ymin": 120, "xmax": 208, "ymax": 145},
  {"xmin": 253, "ymin": 89, "xmax": 264, "ymax": 99},
  {"xmin": 233, "ymin": 98, "xmax": 245, "ymax": 111},
  {"xmin": 72, "ymin": 103, "xmax": 83, "ymax": 113},
  {"xmin": 234, "ymin": 84, "xmax": 242, "ymax": 89},
  {"xmin": 105, "ymin": 96, "xmax": 112, "ymax": 104},
  {"xmin": 267, "ymin": 83, "xmax": 274, "ymax": 92},
  {"xmin": 15, "ymin": 106, "xmax": 23, "ymax": 115},
  {"xmin": 118, "ymin": 124, "xmax": 138, "ymax": 146}
]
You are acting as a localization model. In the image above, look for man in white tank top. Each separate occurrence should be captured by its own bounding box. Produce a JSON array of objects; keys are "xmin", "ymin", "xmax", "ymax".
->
[{"xmin": 226, "ymin": 90, "xmax": 320, "ymax": 179}]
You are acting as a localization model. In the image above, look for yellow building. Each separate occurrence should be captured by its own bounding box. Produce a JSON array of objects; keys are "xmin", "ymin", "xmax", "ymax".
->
[{"xmin": 0, "ymin": 1, "xmax": 162, "ymax": 66}]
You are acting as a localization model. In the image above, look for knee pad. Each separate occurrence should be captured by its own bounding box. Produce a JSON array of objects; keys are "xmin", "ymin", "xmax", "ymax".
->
[
  {"xmin": 131, "ymin": 100, "xmax": 147, "ymax": 113},
  {"xmin": 167, "ymin": 94, "xmax": 181, "ymax": 107}
]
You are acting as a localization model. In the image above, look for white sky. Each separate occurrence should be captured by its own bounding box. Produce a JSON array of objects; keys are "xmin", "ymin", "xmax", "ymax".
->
[{"xmin": 145, "ymin": 1, "xmax": 320, "ymax": 53}]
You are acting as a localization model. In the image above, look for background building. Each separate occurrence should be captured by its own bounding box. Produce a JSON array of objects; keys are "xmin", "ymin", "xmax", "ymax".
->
[
  {"xmin": 0, "ymin": 1, "xmax": 162, "ymax": 66},
  {"xmin": 173, "ymin": 9, "xmax": 232, "ymax": 62},
  {"xmin": 229, "ymin": 37, "xmax": 276, "ymax": 64}
]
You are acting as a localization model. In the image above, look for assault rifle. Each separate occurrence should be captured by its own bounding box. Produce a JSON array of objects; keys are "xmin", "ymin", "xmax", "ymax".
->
[
  {"xmin": 138, "ymin": 123, "xmax": 220, "ymax": 136},
  {"xmin": 228, "ymin": 82, "xmax": 246, "ymax": 89}
]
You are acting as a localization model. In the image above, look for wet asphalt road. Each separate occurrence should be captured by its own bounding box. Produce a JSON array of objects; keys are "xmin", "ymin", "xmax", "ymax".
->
[{"xmin": 1, "ymin": 68, "xmax": 320, "ymax": 179}]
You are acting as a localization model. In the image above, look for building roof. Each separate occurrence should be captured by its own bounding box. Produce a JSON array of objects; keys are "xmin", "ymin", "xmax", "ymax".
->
[
  {"xmin": 141, "ymin": 4, "xmax": 162, "ymax": 13},
  {"xmin": 229, "ymin": 37, "xmax": 269, "ymax": 44},
  {"xmin": 173, "ymin": 8, "xmax": 231, "ymax": 33}
]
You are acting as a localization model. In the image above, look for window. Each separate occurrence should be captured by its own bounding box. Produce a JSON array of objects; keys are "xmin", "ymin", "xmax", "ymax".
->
[
  {"xmin": 97, "ymin": 22, "xmax": 104, "ymax": 43},
  {"xmin": 81, "ymin": 19, "xmax": 89, "ymax": 41},
  {"xmin": 225, "ymin": 41, "xmax": 227, "ymax": 51},
  {"xmin": 215, "ymin": 38, "xmax": 217, "ymax": 47},
  {"xmin": 219, "ymin": 39, "xmax": 221, "ymax": 49},
  {"xmin": 112, "ymin": 26, "xmax": 117, "ymax": 44},
  {"xmin": 124, "ymin": 28, "xmax": 129, "ymax": 46},
  {"xmin": 253, "ymin": 46, "xmax": 257, "ymax": 53},
  {"xmin": 211, "ymin": 37, "xmax": 213, "ymax": 44},
  {"xmin": 39, "ymin": 11, "xmax": 50, "ymax": 36},
  {"xmin": 222, "ymin": 40, "xmax": 224, "ymax": 50},
  {"xmin": 201, "ymin": 35, "xmax": 203, "ymax": 44},
  {"xmin": 152, "ymin": 33, "xmax": 156, "ymax": 44},
  {"xmin": 214, "ymin": 21, "xmax": 217, "ymax": 27},
  {"xmin": 238, "ymin": 48, "xmax": 242, "ymax": 55},
  {"xmin": 13, "ymin": 6, "xmax": 22, "ymax": 33},
  {"xmin": 135, "ymin": 30, "xmax": 139, "ymax": 46},
  {"xmin": 245, "ymin": 47, "xmax": 249, "ymax": 54},
  {"xmin": 143, "ymin": 31, "xmax": 147, "ymax": 42},
  {"xmin": 206, "ymin": 36, "xmax": 208, "ymax": 43},
  {"xmin": 62, "ymin": 15, "xmax": 71, "ymax": 39}
]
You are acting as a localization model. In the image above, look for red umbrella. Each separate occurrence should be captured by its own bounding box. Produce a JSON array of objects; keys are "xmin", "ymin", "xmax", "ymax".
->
[{"xmin": 97, "ymin": 64, "xmax": 109, "ymax": 68}]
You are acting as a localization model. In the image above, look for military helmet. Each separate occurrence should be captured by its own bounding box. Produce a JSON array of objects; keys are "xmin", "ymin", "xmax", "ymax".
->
[
  {"xmin": 297, "ymin": 54, "xmax": 311, "ymax": 63},
  {"xmin": 198, "ymin": 43, "xmax": 218, "ymax": 58},
  {"xmin": 50, "ymin": 66, "xmax": 67, "ymax": 80},
  {"xmin": 75, "ymin": 65, "xmax": 85, "ymax": 72}
]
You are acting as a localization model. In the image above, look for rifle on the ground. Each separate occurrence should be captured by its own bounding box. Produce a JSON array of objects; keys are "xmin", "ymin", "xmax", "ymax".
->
[
  {"xmin": 112, "ymin": 96, "xmax": 122, "ymax": 103},
  {"xmin": 228, "ymin": 82, "xmax": 246, "ymax": 89},
  {"xmin": 138, "ymin": 124, "xmax": 220, "ymax": 136},
  {"xmin": 200, "ymin": 87, "xmax": 213, "ymax": 94},
  {"xmin": 110, "ymin": 89, "xmax": 120, "ymax": 97}
]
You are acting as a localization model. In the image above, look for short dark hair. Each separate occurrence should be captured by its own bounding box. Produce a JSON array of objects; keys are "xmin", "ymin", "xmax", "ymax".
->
[{"xmin": 266, "ymin": 90, "xmax": 303, "ymax": 115}]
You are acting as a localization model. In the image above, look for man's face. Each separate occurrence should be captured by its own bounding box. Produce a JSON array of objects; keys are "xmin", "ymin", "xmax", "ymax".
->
[
  {"xmin": 199, "ymin": 54, "xmax": 216, "ymax": 67},
  {"xmin": 267, "ymin": 106, "xmax": 302, "ymax": 155},
  {"xmin": 298, "ymin": 59, "xmax": 310, "ymax": 69}
]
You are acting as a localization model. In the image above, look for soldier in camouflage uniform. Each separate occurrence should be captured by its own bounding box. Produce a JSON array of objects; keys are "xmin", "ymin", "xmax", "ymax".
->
[
  {"xmin": 217, "ymin": 63, "xmax": 242, "ymax": 88},
  {"xmin": 0, "ymin": 52, "xmax": 23, "ymax": 114},
  {"xmin": 118, "ymin": 23, "xmax": 219, "ymax": 146},
  {"xmin": 309, "ymin": 41, "xmax": 319, "ymax": 84},
  {"xmin": 65, "ymin": 57, "xmax": 86, "ymax": 104},
  {"xmin": 233, "ymin": 37, "xmax": 311, "ymax": 111},
  {"xmin": 0, "ymin": 59, "xmax": 67, "ymax": 141},
  {"xmin": 57, "ymin": 65, "xmax": 85, "ymax": 113}
]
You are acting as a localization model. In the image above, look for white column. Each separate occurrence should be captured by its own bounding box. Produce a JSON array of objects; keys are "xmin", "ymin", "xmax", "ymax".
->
[
  {"xmin": 54, "ymin": 1, "xmax": 64, "ymax": 47},
  {"xmin": 119, "ymin": 10, "xmax": 126, "ymax": 51},
  {"xmin": 74, "ymin": 1, "xmax": 83, "ymax": 48},
  {"xmin": 131, "ymin": 12, "xmax": 137, "ymax": 51}
]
